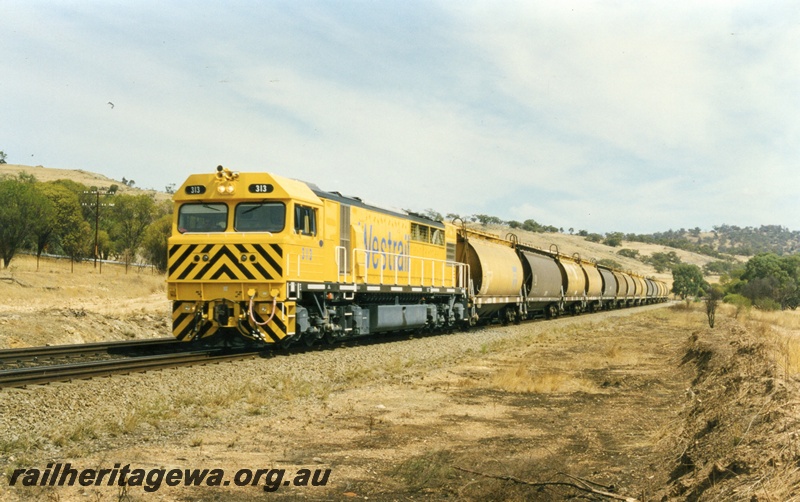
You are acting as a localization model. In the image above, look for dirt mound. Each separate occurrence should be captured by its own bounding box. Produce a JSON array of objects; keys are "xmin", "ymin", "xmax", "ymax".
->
[{"xmin": 659, "ymin": 318, "xmax": 800, "ymax": 500}]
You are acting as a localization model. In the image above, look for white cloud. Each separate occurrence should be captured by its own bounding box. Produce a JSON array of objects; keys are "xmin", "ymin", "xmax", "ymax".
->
[{"xmin": 2, "ymin": 1, "xmax": 799, "ymax": 233}]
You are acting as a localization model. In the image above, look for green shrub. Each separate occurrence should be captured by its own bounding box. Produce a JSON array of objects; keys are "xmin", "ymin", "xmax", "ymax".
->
[
  {"xmin": 617, "ymin": 248, "xmax": 639, "ymax": 259},
  {"xmin": 723, "ymin": 294, "xmax": 751, "ymax": 308},
  {"xmin": 754, "ymin": 297, "xmax": 782, "ymax": 311}
]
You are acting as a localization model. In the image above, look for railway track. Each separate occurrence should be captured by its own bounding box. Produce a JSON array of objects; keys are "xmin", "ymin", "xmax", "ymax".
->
[
  {"xmin": 0, "ymin": 339, "xmax": 263, "ymax": 389},
  {"xmin": 0, "ymin": 338, "xmax": 180, "ymax": 366}
]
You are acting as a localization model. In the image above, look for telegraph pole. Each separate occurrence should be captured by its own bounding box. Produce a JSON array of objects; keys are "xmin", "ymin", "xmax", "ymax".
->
[{"xmin": 82, "ymin": 187, "xmax": 115, "ymax": 269}]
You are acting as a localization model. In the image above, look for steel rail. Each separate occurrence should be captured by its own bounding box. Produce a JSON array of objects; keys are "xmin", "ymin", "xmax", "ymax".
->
[{"xmin": 0, "ymin": 349, "xmax": 261, "ymax": 389}]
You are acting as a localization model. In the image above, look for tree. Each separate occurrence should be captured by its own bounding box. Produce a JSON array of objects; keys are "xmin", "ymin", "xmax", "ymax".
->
[
  {"xmin": 422, "ymin": 208, "xmax": 443, "ymax": 221},
  {"xmin": 603, "ymin": 232, "xmax": 624, "ymax": 247},
  {"xmin": 617, "ymin": 248, "xmax": 639, "ymax": 259},
  {"xmin": 29, "ymin": 185, "xmax": 58, "ymax": 270},
  {"xmin": 96, "ymin": 230, "xmax": 112, "ymax": 260},
  {"xmin": 0, "ymin": 175, "xmax": 46, "ymax": 268},
  {"xmin": 141, "ymin": 214, "xmax": 172, "ymax": 273},
  {"xmin": 61, "ymin": 221, "xmax": 92, "ymax": 272},
  {"xmin": 474, "ymin": 214, "xmax": 502, "ymax": 226},
  {"xmin": 0, "ymin": 151, "xmax": 7, "ymax": 164},
  {"xmin": 109, "ymin": 194, "xmax": 157, "ymax": 272},
  {"xmin": 737, "ymin": 253, "xmax": 800, "ymax": 309},
  {"xmin": 597, "ymin": 258, "xmax": 621, "ymax": 269},
  {"xmin": 522, "ymin": 219, "xmax": 544, "ymax": 232},
  {"xmin": 706, "ymin": 284, "xmax": 724, "ymax": 328},
  {"xmin": 671, "ymin": 264, "xmax": 707, "ymax": 301},
  {"xmin": 645, "ymin": 251, "xmax": 682, "ymax": 273},
  {"xmin": 31, "ymin": 183, "xmax": 85, "ymax": 271}
]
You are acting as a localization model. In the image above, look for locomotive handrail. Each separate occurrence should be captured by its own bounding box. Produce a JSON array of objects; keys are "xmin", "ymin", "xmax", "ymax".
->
[
  {"xmin": 350, "ymin": 247, "xmax": 467, "ymax": 289},
  {"xmin": 335, "ymin": 245, "xmax": 348, "ymax": 282}
]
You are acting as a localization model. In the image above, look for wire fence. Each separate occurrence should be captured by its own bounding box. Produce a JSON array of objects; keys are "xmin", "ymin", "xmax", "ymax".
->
[{"xmin": 4, "ymin": 252, "xmax": 162, "ymax": 276}]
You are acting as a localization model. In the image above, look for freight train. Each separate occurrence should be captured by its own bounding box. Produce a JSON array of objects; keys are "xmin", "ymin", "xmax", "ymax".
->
[{"xmin": 167, "ymin": 166, "xmax": 667, "ymax": 346}]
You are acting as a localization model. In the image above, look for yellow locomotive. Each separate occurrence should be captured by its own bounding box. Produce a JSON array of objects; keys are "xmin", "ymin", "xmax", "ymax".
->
[
  {"xmin": 168, "ymin": 166, "xmax": 469, "ymax": 346},
  {"xmin": 168, "ymin": 166, "xmax": 667, "ymax": 346}
]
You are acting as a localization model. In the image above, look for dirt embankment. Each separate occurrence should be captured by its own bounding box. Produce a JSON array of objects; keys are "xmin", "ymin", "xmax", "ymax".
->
[
  {"xmin": 0, "ymin": 255, "xmax": 170, "ymax": 348},
  {"xmin": 656, "ymin": 314, "xmax": 800, "ymax": 500}
]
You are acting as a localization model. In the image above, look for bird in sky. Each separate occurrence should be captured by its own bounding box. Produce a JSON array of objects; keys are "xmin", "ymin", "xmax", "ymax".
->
[{"xmin": 107, "ymin": 101, "xmax": 114, "ymax": 109}]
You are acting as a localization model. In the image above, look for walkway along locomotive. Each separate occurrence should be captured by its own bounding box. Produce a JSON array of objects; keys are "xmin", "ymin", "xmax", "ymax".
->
[{"xmin": 167, "ymin": 166, "xmax": 667, "ymax": 345}]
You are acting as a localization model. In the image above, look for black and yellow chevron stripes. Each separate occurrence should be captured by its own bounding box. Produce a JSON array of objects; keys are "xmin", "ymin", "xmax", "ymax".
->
[
  {"xmin": 168, "ymin": 243, "xmax": 283, "ymax": 281},
  {"xmin": 240, "ymin": 302, "xmax": 290, "ymax": 343},
  {"xmin": 172, "ymin": 301, "xmax": 218, "ymax": 341}
]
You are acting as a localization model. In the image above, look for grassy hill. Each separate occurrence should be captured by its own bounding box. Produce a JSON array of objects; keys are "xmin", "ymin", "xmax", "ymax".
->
[{"xmin": 0, "ymin": 163, "xmax": 171, "ymax": 203}]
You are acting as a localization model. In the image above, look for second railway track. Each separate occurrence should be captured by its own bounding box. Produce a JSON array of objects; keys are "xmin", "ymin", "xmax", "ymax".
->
[{"xmin": 0, "ymin": 339, "xmax": 263, "ymax": 389}]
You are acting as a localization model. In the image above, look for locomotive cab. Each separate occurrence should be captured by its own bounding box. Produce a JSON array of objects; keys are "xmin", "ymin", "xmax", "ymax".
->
[{"xmin": 168, "ymin": 166, "xmax": 327, "ymax": 345}]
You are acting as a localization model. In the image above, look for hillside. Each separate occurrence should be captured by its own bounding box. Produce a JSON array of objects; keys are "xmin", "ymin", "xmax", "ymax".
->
[
  {"xmin": 626, "ymin": 225, "xmax": 800, "ymax": 256},
  {"xmin": 0, "ymin": 163, "xmax": 171, "ymax": 203}
]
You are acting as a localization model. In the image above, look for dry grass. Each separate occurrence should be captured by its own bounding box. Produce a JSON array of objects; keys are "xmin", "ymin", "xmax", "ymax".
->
[
  {"xmin": 0, "ymin": 254, "xmax": 164, "ymax": 302},
  {"xmin": 670, "ymin": 299, "xmax": 800, "ymax": 378},
  {"xmin": 738, "ymin": 307, "xmax": 800, "ymax": 378},
  {"xmin": 491, "ymin": 362, "xmax": 599, "ymax": 394}
]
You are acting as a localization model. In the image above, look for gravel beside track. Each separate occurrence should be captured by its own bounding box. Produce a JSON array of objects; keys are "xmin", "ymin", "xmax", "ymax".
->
[{"xmin": 0, "ymin": 303, "xmax": 669, "ymax": 462}]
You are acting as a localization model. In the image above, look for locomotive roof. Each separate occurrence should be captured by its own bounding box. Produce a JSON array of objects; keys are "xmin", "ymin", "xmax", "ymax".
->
[
  {"xmin": 175, "ymin": 167, "xmax": 444, "ymax": 228},
  {"xmin": 307, "ymin": 185, "xmax": 445, "ymax": 229}
]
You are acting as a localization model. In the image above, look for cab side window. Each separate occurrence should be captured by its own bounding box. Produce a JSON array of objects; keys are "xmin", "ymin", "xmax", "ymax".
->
[{"xmin": 294, "ymin": 205, "xmax": 317, "ymax": 236}]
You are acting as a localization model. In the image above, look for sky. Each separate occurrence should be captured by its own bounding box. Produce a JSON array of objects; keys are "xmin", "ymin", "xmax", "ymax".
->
[{"xmin": 2, "ymin": 1, "xmax": 799, "ymax": 234}]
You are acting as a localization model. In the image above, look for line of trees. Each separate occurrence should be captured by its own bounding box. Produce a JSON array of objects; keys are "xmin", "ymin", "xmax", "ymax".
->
[
  {"xmin": 671, "ymin": 253, "xmax": 800, "ymax": 311},
  {"xmin": 0, "ymin": 173, "xmax": 172, "ymax": 272},
  {"xmin": 420, "ymin": 209, "xmax": 567, "ymax": 235},
  {"xmin": 624, "ymin": 225, "xmax": 800, "ymax": 258}
]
